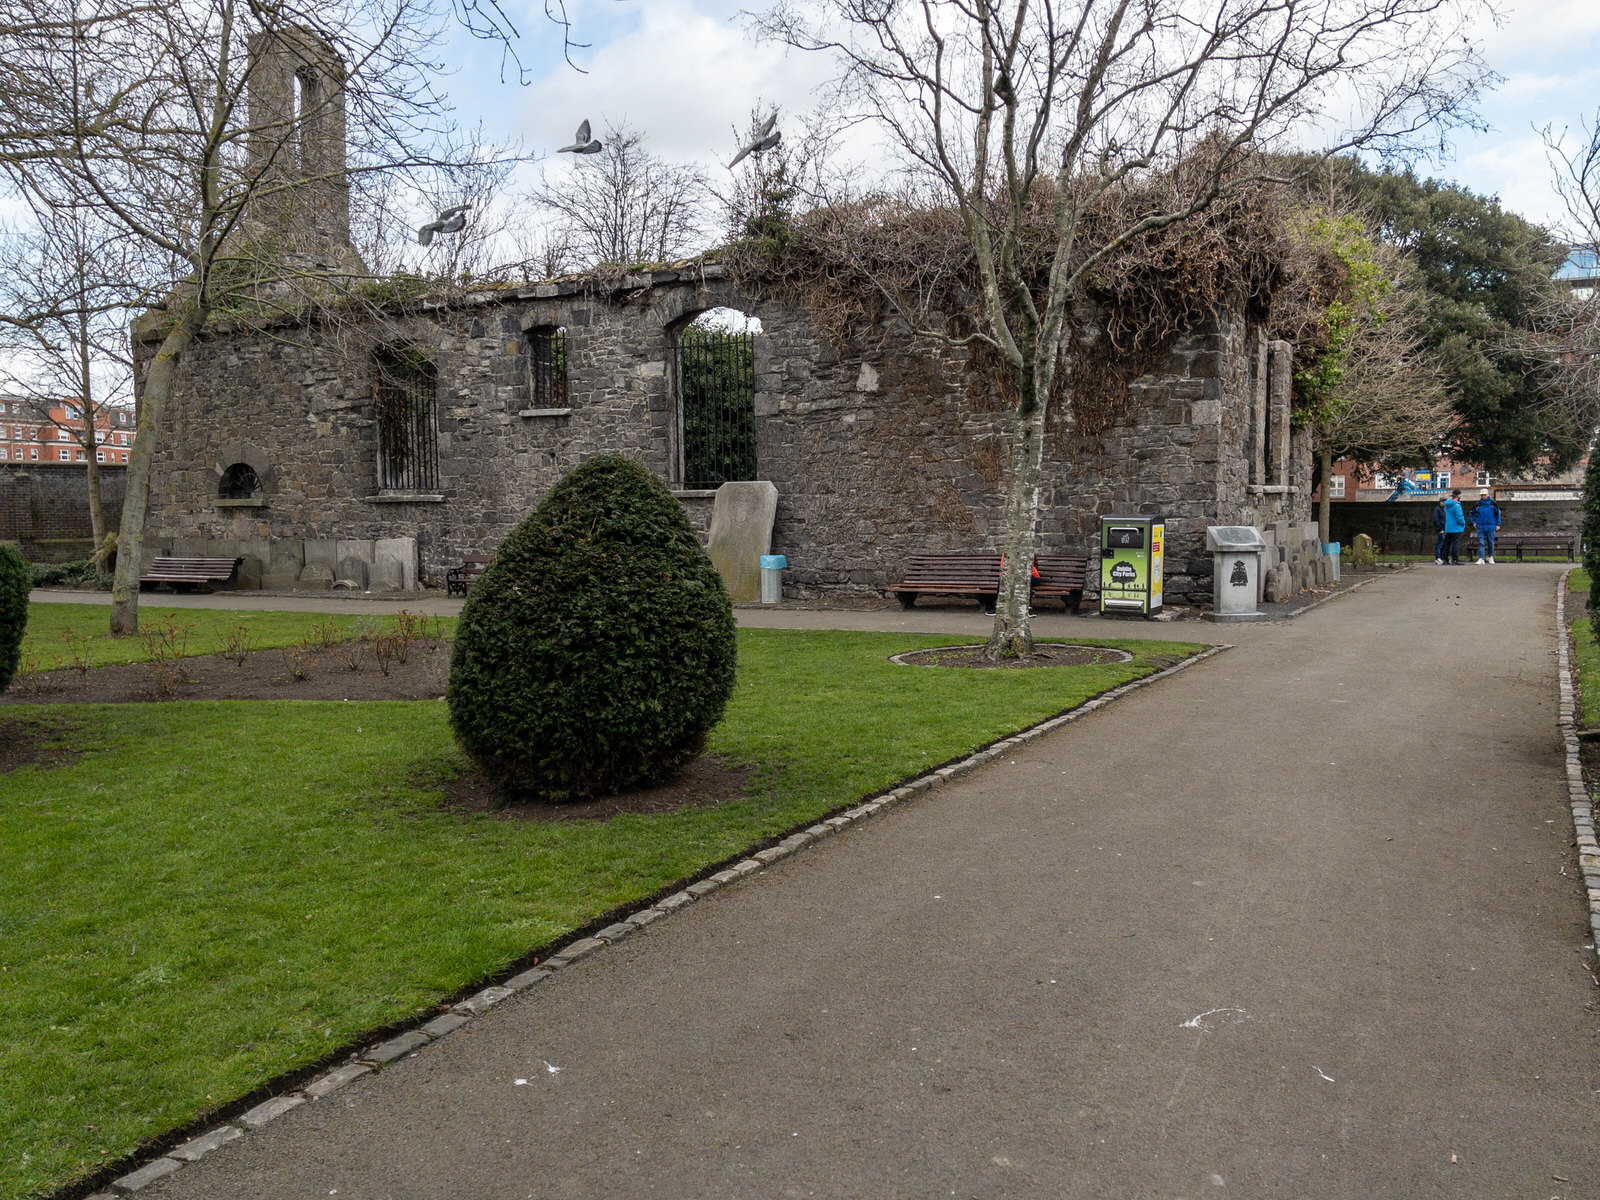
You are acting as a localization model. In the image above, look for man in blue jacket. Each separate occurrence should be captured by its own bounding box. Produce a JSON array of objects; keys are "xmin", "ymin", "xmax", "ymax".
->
[
  {"xmin": 1472, "ymin": 489, "xmax": 1501, "ymax": 564},
  {"xmin": 1442, "ymin": 489, "xmax": 1466, "ymax": 564}
]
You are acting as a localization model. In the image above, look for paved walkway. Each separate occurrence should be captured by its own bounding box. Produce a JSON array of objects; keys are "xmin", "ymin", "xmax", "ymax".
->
[{"xmin": 139, "ymin": 566, "xmax": 1598, "ymax": 1198}]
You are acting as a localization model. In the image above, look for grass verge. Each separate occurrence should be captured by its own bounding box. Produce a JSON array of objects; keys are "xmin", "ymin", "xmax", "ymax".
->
[
  {"xmin": 20, "ymin": 604, "xmax": 455, "ymax": 671},
  {"xmin": 1, "ymin": 628, "xmax": 1205, "ymax": 1199},
  {"xmin": 1568, "ymin": 570, "xmax": 1600, "ymax": 729}
]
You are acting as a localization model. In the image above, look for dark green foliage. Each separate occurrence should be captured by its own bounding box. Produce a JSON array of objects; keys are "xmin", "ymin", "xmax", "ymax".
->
[
  {"xmin": 1585, "ymin": 453, "xmax": 1600, "ymax": 643},
  {"xmin": 680, "ymin": 325, "xmax": 756, "ymax": 489},
  {"xmin": 447, "ymin": 455, "xmax": 737, "ymax": 801},
  {"xmin": 1330, "ymin": 160, "xmax": 1574, "ymax": 474},
  {"xmin": 30, "ymin": 558, "xmax": 110, "ymax": 588},
  {"xmin": 0, "ymin": 542, "xmax": 30, "ymax": 693}
]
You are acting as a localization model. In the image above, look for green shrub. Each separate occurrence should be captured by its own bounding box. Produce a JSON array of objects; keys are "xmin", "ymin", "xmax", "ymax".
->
[
  {"xmin": 447, "ymin": 455, "xmax": 737, "ymax": 800},
  {"xmin": 0, "ymin": 542, "xmax": 30, "ymax": 693},
  {"xmin": 30, "ymin": 558, "xmax": 104, "ymax": 588}
]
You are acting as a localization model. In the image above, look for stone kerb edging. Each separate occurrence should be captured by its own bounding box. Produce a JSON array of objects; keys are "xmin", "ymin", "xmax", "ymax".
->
[
  {"xmin": 1553, "ymin": 569, "xmax": 1600, "ymax": 952},
  {"xmin": 93, "ymin": 642, "xmax": 1231, "ymax": 1197}
]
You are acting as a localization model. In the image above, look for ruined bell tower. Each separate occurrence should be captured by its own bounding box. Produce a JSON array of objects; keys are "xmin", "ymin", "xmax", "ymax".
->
[{"xmin": 244, "ymin": 27, "xmax": 358, "ymax": 267}]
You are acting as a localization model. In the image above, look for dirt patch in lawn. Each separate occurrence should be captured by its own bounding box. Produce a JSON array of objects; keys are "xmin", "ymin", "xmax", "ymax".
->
[
  {"xmin": 0, "ymin": 716, "xmax": 89, "ymax": 774},
  {"xmin": 1, "ymin": 640, "xmax": 453, "ymax": 704},
  {"xmin": 432, "ymin": 753, "xmax": 756, "ymax": 822}
]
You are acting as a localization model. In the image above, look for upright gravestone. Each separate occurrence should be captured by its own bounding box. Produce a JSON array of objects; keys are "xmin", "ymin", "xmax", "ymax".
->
[
  {"xmin": 1352, "ymin": 532, "xmax": 1374, "ymax": 569},
  {"xmin": 706, "ymin": 482, "xmax": 779, "ymax": 604}
]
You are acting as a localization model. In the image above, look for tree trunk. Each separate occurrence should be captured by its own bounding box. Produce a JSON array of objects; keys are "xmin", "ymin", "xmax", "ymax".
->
[
  {"xmin": 1318, "ymin": 444, "xmax": 1333, "ymax": 546},
  {"xmin": 985, "ymin": 394, "xmax": 1049, "ymax": 659},
  {"xmin": 85, "ymin": 453, "xmax": 108, "ymax": 573},
  {"xmin": 109, "ymin": 320, "xmax": 194, "ymax": 636}
]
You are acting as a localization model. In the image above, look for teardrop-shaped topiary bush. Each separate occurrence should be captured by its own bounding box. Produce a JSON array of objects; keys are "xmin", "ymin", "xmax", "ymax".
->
[
  {"xmin": 447, "ymin": 455, "xmax": 737, "ymax": 801},
  {"xmin": 0, "ymin": 541, "xmax": 30, "ymax": 694}
]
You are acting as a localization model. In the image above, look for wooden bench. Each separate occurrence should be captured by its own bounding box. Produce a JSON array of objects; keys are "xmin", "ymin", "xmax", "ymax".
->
[
  {"xmin": 445, "ymin": 554, "xmax": 491, "ymax": 597},
  {"xmin": 1031, "ymin": 554, "xmax": 1091, "ymax": 612},
  {"xmin": 889, "ymin": 554, "xmax": 1003, "ymax": 612},
  {"xmin": 138, "ymin": 556, "xmax": 242, "ymax": 591},
  {"xmin": 889, "ymin": 553, "xmax": 1093, "ymax": 613},
  {"xmin": 1464, "ymin": 531, "xmax": 1579, "ymax": 561}
]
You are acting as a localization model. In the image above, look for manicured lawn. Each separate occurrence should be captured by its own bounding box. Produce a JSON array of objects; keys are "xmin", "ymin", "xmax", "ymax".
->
[
  {"xmin": 20, "ymin": 605, "xmax": 455, "ymax": 670},
  {"xmin": 0, "ymin": 627, "xmax": 1204, "ymax": 1199},
  {"xmin": 1568, "ymin": 570, "xmax": 1600, "ymax": 729}
]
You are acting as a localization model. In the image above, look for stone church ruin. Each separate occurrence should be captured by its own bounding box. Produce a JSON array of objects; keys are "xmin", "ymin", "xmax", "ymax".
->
[{"xmin": 133, "ymin": 35, "xmax": 1327, "ymax": 607}]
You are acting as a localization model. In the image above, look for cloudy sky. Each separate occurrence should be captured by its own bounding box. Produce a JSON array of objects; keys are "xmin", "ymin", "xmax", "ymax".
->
[{"xmin": 442, "ymin": 0, "xmax": 1600, "ymax": 236}]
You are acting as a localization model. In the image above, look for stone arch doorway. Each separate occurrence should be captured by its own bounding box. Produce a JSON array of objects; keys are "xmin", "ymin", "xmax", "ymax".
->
[{"xmin": 672, "ymin": 307, "xmax": 759, "ymax": 490}]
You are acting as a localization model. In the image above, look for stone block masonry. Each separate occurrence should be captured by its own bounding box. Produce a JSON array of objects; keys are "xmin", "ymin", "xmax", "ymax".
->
[{"xmin": 137, "ymin": 268, "xmax": 1313, "ymax": 606}]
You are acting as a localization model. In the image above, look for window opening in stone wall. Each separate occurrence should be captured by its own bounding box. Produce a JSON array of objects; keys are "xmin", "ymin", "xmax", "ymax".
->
[
  {"xmin": 528, "ymin": 325, "xmax": 569, "ymax": 406},
  {"xmin": 679, "ymin": 309, "xmax": 757, "ymax": 489},
  {"xmin": 373, "ymin": 347, "xmax": 439, "ymax": 492},
  {"xmin": 220, "ymin": 462, "xmax": 260, "ymax": 499},
  {"xmin": 294, "ymin": 68, "xmax": 317, "ymax": 170}
]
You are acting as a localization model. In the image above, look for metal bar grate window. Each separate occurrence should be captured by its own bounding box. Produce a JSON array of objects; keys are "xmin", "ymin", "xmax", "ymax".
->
[
  {"xmin": 529, "ymin": 326, "xmax": 569, "ymax": 406},
  {"xmin": 373, "ymin": 348, "xmax": 439, "ymax": 492},
  {"xmin": 680, "ymin": 327, "xmax": 755, "ymax": 489}
]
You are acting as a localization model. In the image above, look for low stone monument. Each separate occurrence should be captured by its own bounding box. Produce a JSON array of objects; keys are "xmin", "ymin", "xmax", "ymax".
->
[
  {"xmin": 1351, "ymin": 532, "xmax": 1375, "ymax": 569},
  {"xmin": 1204, "ymin": 526, "xmax": 1267, "ymax": 622},
  {"xmin": 706, "ymin": 481, "xmax": 779, "ymax": 603}
]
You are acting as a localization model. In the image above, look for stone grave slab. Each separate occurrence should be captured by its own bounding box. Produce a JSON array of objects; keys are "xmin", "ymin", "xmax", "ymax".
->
[{"xmin": 706, "ymin": 482, "xmax": 778, "ymax": 603}]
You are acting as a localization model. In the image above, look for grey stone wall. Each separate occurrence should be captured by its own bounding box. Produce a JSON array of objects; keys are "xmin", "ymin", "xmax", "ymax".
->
[
  {"xmin": 0, "ymin": 463, "xmax": 126, "ymax": 560},
  {"xmin": 138, "ymin": 268, "xmax": 1312, "ymax": 605}
]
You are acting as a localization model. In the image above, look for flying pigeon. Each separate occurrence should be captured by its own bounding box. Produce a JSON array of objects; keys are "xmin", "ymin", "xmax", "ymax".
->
[
  {"xmin": 557, "ymin": 119, "xmax": 603, "ymax": 154},
  {"xmin": 728, "ymin": 111, "xmax": 780, "ymax": 169},
  {"xmin": 417, "ymin": 205, "xmax": 469, "ymax": 246}
]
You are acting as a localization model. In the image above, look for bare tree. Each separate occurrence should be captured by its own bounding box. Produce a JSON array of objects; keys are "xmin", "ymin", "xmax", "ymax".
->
[
  {"xmin": 0, "ymin": 0, "xmax": 533, "ymax": 634},
  {"xmin": 1296, "ymin": 268, "xmax": 1457, "ymax": 542},
  {"xmin": 353, "ymin": 130, "xmax": 538, "ymax": 282},
  {"xmin": 762, "ymin": 0, "xmax": 1491, "ymax": 656},
  {"xmin": 1530, "ymin": 116, "xmax": 1600, "ymax": 444},
  {"xmin": 530, "ymin": 121, "xmax": 712, "ymax": 269},
  {"xmin": 0, "ymin": 201, "xmax": 167, "ymax": 569}
]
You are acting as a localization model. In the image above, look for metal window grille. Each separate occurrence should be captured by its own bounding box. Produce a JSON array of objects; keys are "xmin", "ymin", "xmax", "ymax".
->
[
  {"xmin": 220, "ymin": 463, "xmax": 259, "ymax": 499},
  {"xmin": 680, "ymin": 327, "xmax": 755, "ymax": 489},
  {"xmin": 373, "ymin": 349, "xmax": 439, "ymax": 492},
  {"xmin": 529, "ymin": 326, "xmax": 569, "ymax": 406}
]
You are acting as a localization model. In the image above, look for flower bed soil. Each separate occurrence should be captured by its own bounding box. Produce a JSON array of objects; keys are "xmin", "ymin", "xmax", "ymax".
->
[{"xmin": 1, "ymin": 642, "xmax": 453, "ymax": 704}]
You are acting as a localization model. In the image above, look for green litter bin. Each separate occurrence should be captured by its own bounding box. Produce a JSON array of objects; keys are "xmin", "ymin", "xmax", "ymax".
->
[{"xmin": 1099, "ymin": 515, "xmax": 1164, "ymax": 616}]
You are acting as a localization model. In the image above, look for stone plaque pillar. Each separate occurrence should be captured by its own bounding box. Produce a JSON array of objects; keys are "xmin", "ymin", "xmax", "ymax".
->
[
  {"xmin": 706, "ymin": 481, "xmax": 779, "ymax": 603},
  {"xmin": 1268, "ymin": 339, "xmax": 1293, "ymax": 485}
]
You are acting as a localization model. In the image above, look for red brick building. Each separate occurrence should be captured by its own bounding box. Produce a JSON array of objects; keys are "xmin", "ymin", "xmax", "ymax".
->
[{"xmin": 0, "ymin": 397, "xmax": 136, "ymax": 465}]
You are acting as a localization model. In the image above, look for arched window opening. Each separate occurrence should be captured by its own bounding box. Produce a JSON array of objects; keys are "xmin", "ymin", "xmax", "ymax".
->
[
  {"xmin": 293, "ymin": 67, "xmax": 318, "ymax": 171},
  {"xmin": 220, "ymin": 463, "xmax": 260, "ymax": 499},
  {"xmin": 678, "ymin": 308, "xmax": 758, "ymax": 489}
]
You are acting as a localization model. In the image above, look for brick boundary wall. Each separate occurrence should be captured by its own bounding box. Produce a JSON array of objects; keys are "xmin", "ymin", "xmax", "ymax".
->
[{"xmin": 0, "ymin": 463, "xmax": 127, "ymax": 560}]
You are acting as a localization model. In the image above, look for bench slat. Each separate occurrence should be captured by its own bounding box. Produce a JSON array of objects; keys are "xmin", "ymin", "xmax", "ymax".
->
[
  {"xmin": 139, "ymin": 556, "xmax": 242, "ymax": 590},
  {"xmin": 891, "ymin": 552, "xmax": 1090, "ymax": 612}
]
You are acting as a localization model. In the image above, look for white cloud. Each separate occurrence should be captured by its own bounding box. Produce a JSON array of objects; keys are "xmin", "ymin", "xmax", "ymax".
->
[
  {"xmin": 513, "ymin": 0, "xmax": 833, "ymax": 168},
  {"xmin": 1466, "ymin": 0, "xmax": 1600, "ymax": 56}
]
